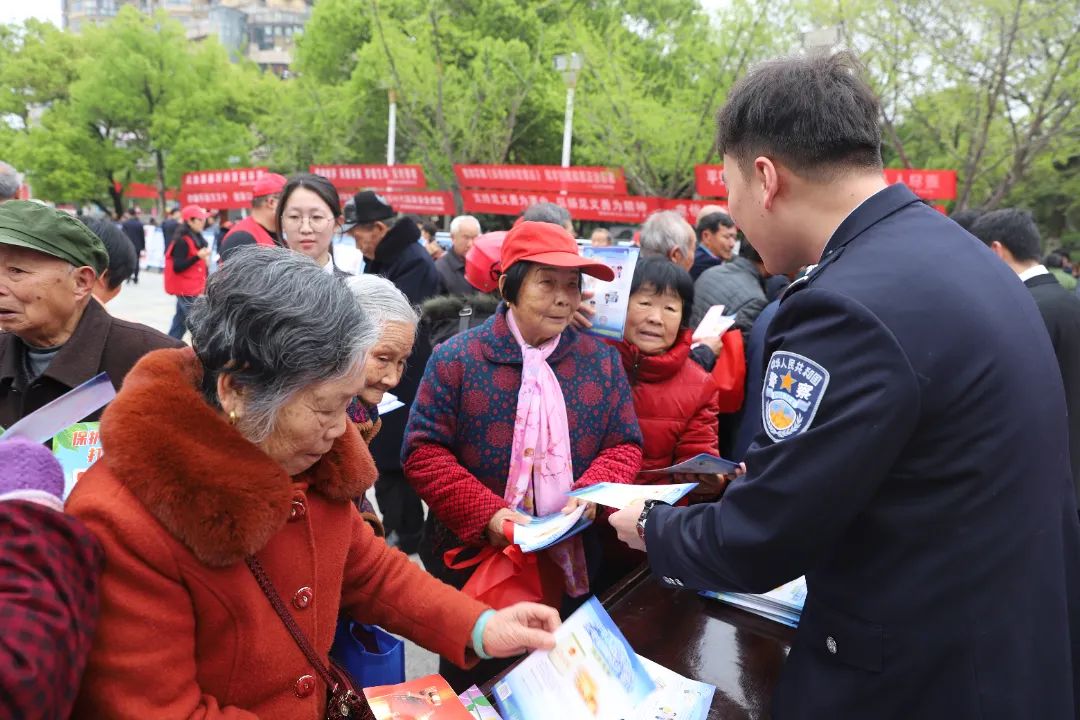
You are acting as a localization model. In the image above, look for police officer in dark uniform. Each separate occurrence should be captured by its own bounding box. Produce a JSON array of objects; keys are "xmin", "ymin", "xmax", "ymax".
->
[{"xmin": 611, "ymin": 52, "xmax": 1080, "ymax": 718}]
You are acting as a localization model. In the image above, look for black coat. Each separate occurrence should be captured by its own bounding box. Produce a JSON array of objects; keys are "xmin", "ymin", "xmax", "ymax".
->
[
  {"xmin": 120, "ymin": 217, "xmax": 145, "ymax": 252},
  {"xmin": 646, "ymin": 184, "xmax": 1080, "ymax": 719},
  {"xmin": 1026, "ymin": 272, "xmax": 1080, "ymax": 502}
]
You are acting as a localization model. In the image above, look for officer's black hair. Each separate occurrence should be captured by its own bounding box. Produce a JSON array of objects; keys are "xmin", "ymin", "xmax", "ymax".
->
[
  {"xmin": 82, "ymin": 217, "xmax": 136, "ymax": 289},
  {"xmin": 716, "ymin": 51, "xmax": 882, "ymax": 180},
  {"xmin": 695, "ymin": 211, "xmax": 735, "ymax": 239},
  {"xmin": 949, "ymin": 209, "xmax": 981, "ymax": 233},
  {"xmin": 629, "ymin": 257, "xmax": 695, "ymax": 328},
  {"xmin": 969, "ymin": 208, "xmax": 1042, "ymax": 263},
  {"xmin": 500, "ymin": 260, "xmax": 583, "ymax": 305}
]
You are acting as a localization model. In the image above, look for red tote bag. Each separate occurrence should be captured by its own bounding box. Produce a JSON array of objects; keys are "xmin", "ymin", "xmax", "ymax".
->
[{"xmin": 443, "ymin": 521, "xmax": 563, "ymax": 609}]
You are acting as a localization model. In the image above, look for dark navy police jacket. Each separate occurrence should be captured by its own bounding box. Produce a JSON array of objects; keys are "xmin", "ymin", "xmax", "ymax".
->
[{"xmin": 645, "ymin": 184, "xmax": 1080, "ymax": 718}]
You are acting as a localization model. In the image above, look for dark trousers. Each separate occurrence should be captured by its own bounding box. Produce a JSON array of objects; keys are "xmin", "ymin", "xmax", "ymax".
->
[
  {"xmin": 373, "ymin": 468, "xmax": 425, "ymax": 553},
  {"xmin": 168, "ymin": 295, "xmax": 197, "ymax": 340}
]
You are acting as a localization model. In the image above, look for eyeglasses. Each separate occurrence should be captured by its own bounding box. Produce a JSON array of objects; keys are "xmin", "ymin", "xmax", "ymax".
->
[{"xmin": 282, "ymin": 214, "xmax": 334, "ymax": 232}]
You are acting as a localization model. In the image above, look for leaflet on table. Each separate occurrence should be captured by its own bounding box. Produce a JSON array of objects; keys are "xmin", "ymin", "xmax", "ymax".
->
[
  {"xmin": 567, "ymin": 482, "xmax": 699, "ymax": 510},
  {"xmin": 364, "ymin": 674, "xmax": 474, "ymax": 719},
  {"xmin": 700, "ymin": 576, "xmax": 807, "ymax": 628},
  {"xmin": 0, "ymin": 373, "xmax": 114, "ymax": 443},
  {"xmin": 640, "ymin": 453, "xmax": 740, "ymax": 476},
  {"xmin": 625, "ymin": 655, "xmax": 714, "ymax": 720},
  {"xmin": 51, "ymin": 422, "xmax": 103, "ymax": 500},
  {"xmin": 580, "ymin": 246, "xmax": 639, "ymax": 340},
  {"xmin": 377, "ymin": 392, "xmax": 405, "ymax": 416},
  {"xmin": 493, "ymin": 596, "xmax": 656, "ymax": 720},
  {"xmin": 512, "ymin": 504, "xmax": 591, "ymax": 553},
  {"xmin": 692, "ymin": 305, "xmax": 738, "ymax": 342},
  {"xmin": 458, "ymin": 685, "xmax": 505, "ymax": 720}
]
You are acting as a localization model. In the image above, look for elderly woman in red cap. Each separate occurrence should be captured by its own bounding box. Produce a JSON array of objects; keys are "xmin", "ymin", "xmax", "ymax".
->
[
  {"xmin": 164, "ymin": 204, "xmax": 211, "ymax": 340},
  {"xmin": 403, "ymin": 221, "xmax": 643, "ymax": 690}
]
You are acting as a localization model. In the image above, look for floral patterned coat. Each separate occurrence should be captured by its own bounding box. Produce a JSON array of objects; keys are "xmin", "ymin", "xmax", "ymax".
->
[{"xmin": 403, "ymin": 304, "xmax": 643, "ymax": 570}]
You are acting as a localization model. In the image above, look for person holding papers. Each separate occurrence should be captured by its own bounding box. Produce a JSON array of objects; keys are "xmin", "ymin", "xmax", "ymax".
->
[
  {"xmin": 610, "ymin": 52, "xmax": 1080, "ymax": 719},
  {"xmin": 404, "ymin": 221, "xmax": 643, "ymax": 690}
]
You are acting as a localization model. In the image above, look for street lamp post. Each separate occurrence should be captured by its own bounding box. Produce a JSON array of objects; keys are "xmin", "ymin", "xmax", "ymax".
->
[
  {"xmin": 553, "ymin": 53, "xmax": 583, "ymax": 168},
  {"xmin": 386, "ymin": 88, "xmax": 397, "ymax": 166}
]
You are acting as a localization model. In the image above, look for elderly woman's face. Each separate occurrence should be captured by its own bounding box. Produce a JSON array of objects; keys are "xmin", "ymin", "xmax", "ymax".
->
[
  {"xmin": 506, "ymin": 265, "xmax": 581, "ymax": 346},
  {"xmin": 623, "ymin": 286, "xmax": 682, "ymax": 356},
  {"xmin": 281, "ymin": 187, "xmax": 335, "ymax": 267},
  {"xmin": 257, "ymin": 362, "xmax": 365, "ymax": 476},
  {"xmin": 359, "ymin": 321, "xmax": 415, "ymax": 406}
]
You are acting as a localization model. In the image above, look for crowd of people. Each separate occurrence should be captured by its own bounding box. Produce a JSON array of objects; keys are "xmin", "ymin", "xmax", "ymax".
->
[{"xmin": 0, "ymin": 49, "xmax": 1078, "ymax": 720}]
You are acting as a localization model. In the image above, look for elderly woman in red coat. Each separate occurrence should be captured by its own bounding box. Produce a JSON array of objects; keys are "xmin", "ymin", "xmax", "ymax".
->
[{"xmin": 66, "ymin": 246, "xmax": 558, "ymax": 720}]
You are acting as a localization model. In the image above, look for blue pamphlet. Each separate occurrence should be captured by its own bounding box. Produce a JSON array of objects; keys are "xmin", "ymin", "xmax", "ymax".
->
[{"xmin": 640, "ymin": 453, "xmax": 739, "ymax": 476}]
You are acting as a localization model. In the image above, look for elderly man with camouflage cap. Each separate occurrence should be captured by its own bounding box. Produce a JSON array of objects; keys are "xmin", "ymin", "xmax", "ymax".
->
[{"xmin": 0, "ymin": 201, "xmax": 179, "ymax": 428}]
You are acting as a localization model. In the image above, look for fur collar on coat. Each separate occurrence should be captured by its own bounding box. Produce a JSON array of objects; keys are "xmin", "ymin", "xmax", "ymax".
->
[{"xmin": 98, "ymin": 347, "xmax": 377, "ymax": 567}]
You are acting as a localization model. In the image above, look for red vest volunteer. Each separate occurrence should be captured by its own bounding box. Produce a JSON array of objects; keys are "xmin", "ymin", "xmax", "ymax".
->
[
  {"xmin": 218, "ymin": 172, "xmax": 287, "ymax": 263},
  {"xmin": 164, "ymin": 205, "xmax": 210, "ymax": 297}
]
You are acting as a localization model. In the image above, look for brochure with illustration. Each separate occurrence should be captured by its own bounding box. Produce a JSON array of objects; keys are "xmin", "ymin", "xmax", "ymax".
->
[
  {"xmin": 364, "ymin": 674, "xmax": 474, "ymax": 719},
  {"xmin": 51, "ymin": 422, "xmax": 103, "ymax": 500},
  {"xmin": 512, "ymin": 504, "xmax": 592, "ymax": 553},
  {"xmin": 580, "ymin": 246, "xmax": 640, "ymax": 340},
  {"xmin": 458, "ymin": 685, "xmax": 504, "ymax": 720},
  {"xmin": 701, "ymin": 576, "xmax": 807, "ymax": 628},
  {"xmin": 493, "ymin": 596, "xmax": 655, "ymax": 720},
  {"xmin": 0, "ymin": 372, "xmax": 114, "ymax": 444},
  {"xmin": 640, "ymin": 453, "xmax": 740, "ymax": 476},
  {"xmin": 692, "ymin": 305, "xmax": 737, "ymax": 342},
  {"xmin": 626, "ymin": 655, "xmax": 715, "ymax": 720},
  {"xmin": 567, "ymin": 482, "xmax": 699, "ymax": 510}
]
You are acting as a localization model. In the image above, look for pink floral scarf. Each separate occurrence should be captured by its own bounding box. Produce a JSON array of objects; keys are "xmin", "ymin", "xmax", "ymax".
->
[{"xmin": 504, "ymin": 309, "xmax": 589, "ymax": 597}]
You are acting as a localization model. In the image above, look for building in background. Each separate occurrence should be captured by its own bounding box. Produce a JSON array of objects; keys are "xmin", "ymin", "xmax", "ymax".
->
[{"xmin": 61, "ymin": 0, "xmax": 311, "ymax": 75}]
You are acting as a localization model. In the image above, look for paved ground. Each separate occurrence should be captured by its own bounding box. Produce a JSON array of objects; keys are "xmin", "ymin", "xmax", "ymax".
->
[{"xmin": 109, "ymin": 270, "xmax": 440, "ymax": 680}]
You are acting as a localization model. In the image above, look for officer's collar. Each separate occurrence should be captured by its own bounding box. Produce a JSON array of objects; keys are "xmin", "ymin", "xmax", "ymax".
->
[{"xmin": 818, "ymin": 183, "xmax": 921, "ymax": 263}]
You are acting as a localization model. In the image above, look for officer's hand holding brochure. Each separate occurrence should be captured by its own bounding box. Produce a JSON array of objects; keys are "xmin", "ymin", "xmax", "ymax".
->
[
  {"xmin": 511, "ymin": 504, "xmax": 592, "ymax": 553},
  {"xmin": 493, "ymin": 597, "xmax": 656, "ymax": 719},
  {"xmin": 567, "ymin": 482, "xmax": 699, "ymax": 510},
  {"xmin": 641, "ymin": 453, "xmax": 740, "ymax": 476}
]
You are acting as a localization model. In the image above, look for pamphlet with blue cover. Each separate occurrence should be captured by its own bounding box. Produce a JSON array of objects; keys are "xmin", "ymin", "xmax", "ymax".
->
[
  {"xmin": 627, "ymin": 655, "xmax": 715, "ymax": 720},
  {"xmin": 51, "ymin": 421, "xmax": 103, "ymax": 500},
  {"xmin": 511, "ymin": 504, "xmax": 592, "ymax": 553},
  {"xmin": 567, "ymin": 482, "xmax": 699, "ymax": 510},
  {"xmin": 640, "ymin": 453, "xmax": 740, "ymax": 476},
  {"xmin": 580, "ymin": 246, "xmax": 639, "ymax": 340},
  {"xmin": 493, "ymin": 597, "xmax": 656, "ymax": 720},
  {"xmin": 701, "ymin": 576, "xmax": 807, "ymax": 628},
  {"xmin": 0, "ymin": 372, "xmax": 114, "ymax": 443}
]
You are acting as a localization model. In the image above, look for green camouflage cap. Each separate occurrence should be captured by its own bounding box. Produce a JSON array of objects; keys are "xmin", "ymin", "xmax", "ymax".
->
[{"xmin": 0, "ymin": 200, "xmax": 108, "ymax": 274}]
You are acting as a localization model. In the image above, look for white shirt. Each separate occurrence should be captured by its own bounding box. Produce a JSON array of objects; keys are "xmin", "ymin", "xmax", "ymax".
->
[{"xmin": 1018, "ymin": 264, "xmax": 1050, "ymax": 282}]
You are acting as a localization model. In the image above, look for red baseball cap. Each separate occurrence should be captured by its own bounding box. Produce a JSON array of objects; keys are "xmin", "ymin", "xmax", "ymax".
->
[
  {"xmin": 252, "ymin": 172, "xmax": 287, "ymax": 197},
  {"xmin": 465, "ymin": 231, "xmax": 507, "ymax": 293},
  {"xmin": 500, "ymin": 221, "xmax": 614, "ymax": 281},
  {"xmin": 181, "ymin": 205, "xmax": 210, "ymax": 222}
]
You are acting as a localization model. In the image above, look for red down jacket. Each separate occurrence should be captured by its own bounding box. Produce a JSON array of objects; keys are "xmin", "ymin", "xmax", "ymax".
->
[{"xmin": 613, "ymin": 329, "xmax": 720, "ymax": 484}]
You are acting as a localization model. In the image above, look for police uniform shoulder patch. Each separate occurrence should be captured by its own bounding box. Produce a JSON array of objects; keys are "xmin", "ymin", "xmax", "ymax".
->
[{"xmin": 762, "ymin": 350, "xmax": 830, "ymax": 442}]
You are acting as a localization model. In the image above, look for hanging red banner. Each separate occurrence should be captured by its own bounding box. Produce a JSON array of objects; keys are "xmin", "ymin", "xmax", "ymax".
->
[
  {"xmin": 462, "ymin": 190, "xmax": 660, "ymax": 223},
  {"xmin": 180, "ymin": 167, "xmax": 268, "ymax": 193},
  {"xmin": 883, "ymin": 169, "xmax": 957, "ymax": 200},
  {"xmin": 179, "ymin": 190, "xmax": 254, "ymax": 211},
  {"xmin": 338, "ymin": 191, "xmax": 455, "ymax": 216},
  {"xmin": 454, "ymin": 165, "xmax": 627, "ymax": 195},
  {"xmin": 661, "ymin": 199, "xmax": 729, "ymax": 226},
  {"xmin": 312, "ymin": 164, "xmax": 426, "ymax": 191},
  {"xmin": 694, "ymin": 165, "xmax": 727, "ymax": 197},
  {"xmin": 126, "ymin": 183, "xmax": 178, "ymax": 200}
]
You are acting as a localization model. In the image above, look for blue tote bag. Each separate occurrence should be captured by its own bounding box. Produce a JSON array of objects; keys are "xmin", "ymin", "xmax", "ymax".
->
[{"xmin": 330, "ymin": 618, "xmax": 406, "ymax": 688}]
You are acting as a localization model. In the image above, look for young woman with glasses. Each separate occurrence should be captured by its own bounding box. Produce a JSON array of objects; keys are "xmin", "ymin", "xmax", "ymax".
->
[{"xmin": 275, "ymin": 173, "xmax": 351, "ymax": 277}]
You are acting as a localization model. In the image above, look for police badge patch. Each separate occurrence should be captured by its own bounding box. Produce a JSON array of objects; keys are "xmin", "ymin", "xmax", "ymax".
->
[{"xmin": 762, "ymin": 351, "xmax": 830, "ymax": 442}]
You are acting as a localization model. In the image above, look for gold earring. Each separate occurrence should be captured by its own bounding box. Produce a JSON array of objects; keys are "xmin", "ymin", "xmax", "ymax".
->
[{"xmin": 229, "ymin": 410, "xmax": 237, "ymax": 425}]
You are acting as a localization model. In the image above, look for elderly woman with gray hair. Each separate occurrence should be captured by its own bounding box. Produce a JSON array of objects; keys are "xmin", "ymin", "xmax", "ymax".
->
[{"xmin": 66, "ymin": 246, "xmax": 559, "ymax": 719}]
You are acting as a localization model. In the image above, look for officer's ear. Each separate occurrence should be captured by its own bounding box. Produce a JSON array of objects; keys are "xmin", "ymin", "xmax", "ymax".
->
[
  {"xmin": 755, "ymin": 156, "xmax": 781, "ymax": 211},
  {"xmin": 989, "ymin": 240, "xmax": 1009, "ymax": 261}
]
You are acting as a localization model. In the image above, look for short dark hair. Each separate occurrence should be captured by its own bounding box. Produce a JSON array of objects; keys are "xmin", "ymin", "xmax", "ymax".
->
[
  {"xmin": 969, "ymin": 208, "xmax": 1042, "ymax": 263},
  {"xmin": 717, "ymin": 51, "xmax": 882, "ymax": 179},
  {"xmin": 949, "ymin": 209, "xmax": 981, "ymax": 232},
  {"xmin": 522, "ymin": 202, "xmax": 572, "ymax": 228},
  {"xmin": 500, "ymin": 260, "xmax": 582, "ymax": 304},
  {"xmin": 82, "ymin": 217, "xmax": 136, "ymax": 289},
  {"xmin": 421, "ymin": 221, "xmax": 438, "ymax": 237},
  {"xmin": 1045, "ymin": 252, "xmax": 1065, "ymax": 269},
  {"xmin": 630, "ymin": 257, "xmax": 695, "ymax": 327},
  {"xmin": 696, "ymin": 211, "xmax": 735, "ymax": 239},
  {"xmin": 275, "ymin": 173, "xmax": 341, "ymax": 233}
]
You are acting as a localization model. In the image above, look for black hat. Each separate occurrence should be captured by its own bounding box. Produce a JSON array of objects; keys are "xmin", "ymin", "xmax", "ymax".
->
[
  {"xmin": 341, "ymin": 200, "xmax": 359, "ymax": 232},
  {"xmin": 350, "ymin": 190, "xmax": 395, "ymax": 225}
]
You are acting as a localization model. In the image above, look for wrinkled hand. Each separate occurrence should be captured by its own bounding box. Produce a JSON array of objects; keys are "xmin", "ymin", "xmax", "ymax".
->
[
  {"xmin": 480, "ymin": 602, "xmax": 561, "ymax": 658},
  {"xmin": 486, "ymin": 507, "xmax": 531, "ymax": 548},
  {"xmin": 560, "ymin": 496, "xmax": 597, "ymax": 521},
  {"xmin": 571, "ymin": 290, "xmax": 596, "ymax": 330},
  {"xmin": 610, "ymin": 499, "xmax": 647, "ymax": 551},
  {"xmin": 695, "ymin": 334, "xmax": 724, "ymax": 357}
]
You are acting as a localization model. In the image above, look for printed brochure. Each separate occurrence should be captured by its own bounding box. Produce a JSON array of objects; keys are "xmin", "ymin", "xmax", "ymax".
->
[
  {"xmin": 364, "ymin": 674, "xmax": 474, "ymax": 719},
  {"xmin": 626, "ymin": 655, "xmax": 714, "ymax": 720},
  {"xmin": 0, "ymin": 372, "xmax": 114, "ymax": 444},
  {"xmin": 512, "ymin": 505, "xmax": 592, "ymax": 553},
  {"xmin": 580, "ymin": 246, "xmax": 639, "ymax": 340},
  {"xmin": 567, "ymin": 482, "xmax": 698, "ymax": 510},
  {"xmin": 692, "ymin": 305, "xmax": 737, "ymax": 342},
  {"xmin": 458, "ymin": 685, "xmax": 504, "ymax": 720},
  {"xmin": 640, "ymin": 453, "xmax": 739, "ymax": 476},
  {"xmin": 701, "ymin": 576, "xmax": 807, "ymax": 628},
  {"xmin": 493, "ymin": 596, "xmax": 655, "ymax": 720},
  {"xmin": 51, "ymin": 421, "xmax": 103, "ymax": 500}
]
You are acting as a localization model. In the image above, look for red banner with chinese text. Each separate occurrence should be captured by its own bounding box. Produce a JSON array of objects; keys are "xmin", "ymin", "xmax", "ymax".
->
[
  {"xmin": 312, "ymin": 164, "xmax": 426, "ymax": 191},
  {"xmin": 661, "ymin": 199, "xmax": 729, "ymax": 226},
  {"xmin": 338, "ymin": 191, "xmax": 455, "ymax": 216},
  {"xmin": 178, "ymin": 190, "xmax": 254, "ymax": 210},
  {"xmin": 454, "ymin": 165, "xmax": 627, "ymax": 195},
  {"xmin": 883, "ymin": 169, "xmax": 957, "ymax": 200},
  {"xmin": 181, "ymin": 167, "xmax": 268, "ymax": 193},
  {"xmin": 462, "ymin": 190, "xmax": 660, "ymax": 223},
  {"xmin": 694, "ymin": 165, "xmax": 727, "ymax": 197}
]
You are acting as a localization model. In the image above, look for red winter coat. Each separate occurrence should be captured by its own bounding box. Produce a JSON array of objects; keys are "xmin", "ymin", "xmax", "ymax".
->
[{"xmin": 613, "ymin": 329, "xmax": 720, "ymax": 484}]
